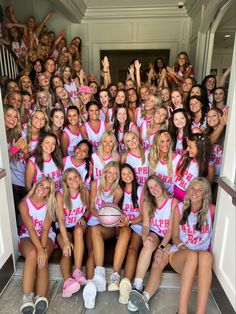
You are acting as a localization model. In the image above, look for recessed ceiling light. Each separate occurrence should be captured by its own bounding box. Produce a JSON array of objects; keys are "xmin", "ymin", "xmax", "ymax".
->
[{"xmin": 224, "ymin": 34, "xmax": 231, "ymax": 38}]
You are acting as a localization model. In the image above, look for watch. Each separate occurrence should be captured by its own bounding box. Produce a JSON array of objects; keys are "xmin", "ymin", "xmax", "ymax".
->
[
  {"xmin": 158, "ymin": 244, "xmax": 165, "ymax": 251},
  {"xmin": 128, "ymin": 221, "xmax": 132, "ymax": 227}
]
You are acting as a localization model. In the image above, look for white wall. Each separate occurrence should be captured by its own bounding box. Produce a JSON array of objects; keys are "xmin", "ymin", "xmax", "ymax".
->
[{"xmin": 211, "ymin": 48, "xmax": 233, "ymax": 85}]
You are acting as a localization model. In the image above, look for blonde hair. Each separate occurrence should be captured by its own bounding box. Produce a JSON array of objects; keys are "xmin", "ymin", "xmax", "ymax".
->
[
  {"xmin": 27, "ymin": 177, "xmax": 57, "ymax": 220},
  {"xmin": 141, "ymin": 94, "xmax": 161, "ymax": 118},
  {"xmin": 181, "ymin": 177, "xmax": 212, "ymax": 230},
  {"xmin": 36, "ymin": 89, "xmax": 53, "ymax": 118},
  {"xmin": 147, "ymin": 105, "xmax": 168, "ymax": 138},
  {"xmin": 97, "ymin": 131, "xmax": 119, "ymax": 164},
  {"xmin": 122, "ymin": 131, "xmax": 145, "ymax": 165},
  {"xmin": 27, "ymin": 109, "xmax": 49, "ymax": 143},
  {"xmin": 62, "ymin": 168, "xmax": 88, "ymax": 211},
  {"xmin": 4, "ymin": 106, "xmax": 22, "ymax": 145},
  {"xmin": 149, "ymin": 131, "xmax": 173, "ymax": 176},
  {"xmin": 98, "ymin": 161, "xmax": 120, "ymax": 197},
  {"xmin": 143, "ymin": 175, "xmax": 170, "ymax": 217}
]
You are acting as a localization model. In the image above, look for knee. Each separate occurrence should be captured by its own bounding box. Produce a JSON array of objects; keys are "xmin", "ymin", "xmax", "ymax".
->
[
  {"xmin": 185, "ymin": 250, "xmax": 198, "ymax": 266},
  {"xmin": 74, "ymin": 226, "xmax": 84, "ymax": 240},
  {"xmin": 127, "ymin": 244, "xmax": 138, "ymax": 256},
  {"xmin": 119, "ymin": 227, "xmax": 131, "ymax": 240},
  {"xmin": 198, "ymin": 251, "xmax": 213, "ymax": 267},
  {"xmin": 25, "ymin": 247, "xmax": 37, "ymax": 262},
  {"xmin": 91, "ymin": 226, "xmax": 101, "ymax": 239}
]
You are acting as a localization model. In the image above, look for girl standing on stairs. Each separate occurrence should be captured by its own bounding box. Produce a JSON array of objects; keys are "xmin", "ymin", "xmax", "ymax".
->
[{"xmin": 169, "ymin": 177, "xmax": 215, "ymax": 314}]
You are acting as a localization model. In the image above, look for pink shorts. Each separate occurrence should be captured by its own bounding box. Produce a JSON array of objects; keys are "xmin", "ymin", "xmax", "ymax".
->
[{"xmin": 174, "ymin": 185, "xmax": 186, "ymax": 202}]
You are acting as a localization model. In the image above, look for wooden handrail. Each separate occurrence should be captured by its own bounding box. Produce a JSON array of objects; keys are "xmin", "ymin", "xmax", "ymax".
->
[{"xmin": 218, "ymin": 176, "xmax": 236, "ymax": 206}]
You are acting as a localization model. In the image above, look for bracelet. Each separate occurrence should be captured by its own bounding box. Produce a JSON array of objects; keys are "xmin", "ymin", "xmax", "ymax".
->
[
  {"xmin": 81, "ymin": 215, "xmax": 87, "ymax": 222},
  {"xmin": 128, "ymin": 221, "xmax": 132, "ymax": 227},
  {"xmin": 177, "ymin": 242, "xmax": 185, "ymax": 248},
  {"xmin": 102, "ymin": 70, "xmax": 108, "ymax": 73}
]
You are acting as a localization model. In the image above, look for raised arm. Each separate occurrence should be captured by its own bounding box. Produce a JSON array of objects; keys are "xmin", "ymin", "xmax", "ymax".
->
[{"xmin": 36, "ymin": 10, "xmax": 55, "ymax": 38}]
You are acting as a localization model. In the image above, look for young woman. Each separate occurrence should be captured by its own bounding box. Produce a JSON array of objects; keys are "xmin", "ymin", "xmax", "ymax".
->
[
  {"xmin": 213, "ymin": 87, "xmax": 228, "ymax": 111},
  {"xmin": 61, "ymin": 64, "xmax": 79, "ymax": 104},
  {"xmin": 202, "ymin": 75, "xmax": 216, "ymax": 104},
  {"xmin": 98, "ymin": 89, "xmax": 113, "ymax": 122},
  {"xmin": 113, "ymin": 105, "xmax": 139, "ymax": 153},
  {"xmin": 83, "ymin": 161, "xmax": 123, "ymax": 309},
  {"xmin": 135, "ymin": 94, "xmax": 159, "ymax": 128},
  {"xmin": 56, "ymin": 168, "xmax": 89, "ymax": 297},
  {"xmin": 122, "ymin": 131, "xmax": 149, "ymax": 187},
  {"xmin": 128, "ymin": 175, "xmax": 177, "ymax": 313},
  {"xmin": 25, "ymin": 132, "xmax": 63, "ymax": 192},
  {"xmin": 170, "ymin": 177, "xmax": 215, "ymax": 314},
  {"xmin": 140, "ymin": 106, "xmax": 168, "ymax": 152},
  {"xmin": 35, "ymin": 89, "xmax": 53, "ymax": 119},
  {"xmin": 188, "ymin": 95, "xmax": 208, "ymax": 132},
  {"xmin": 61, "ymin": 106, "xmax": 83, "ymax": 157},
  {"xmin": 171, "ymin": 88, "xmax": 184, "ymax": 110},
  {"xmin": 118, "ymin": 164, "xmax": 144, "ymax": 305},
  {"xmin": 20, "ymin": 91, "xmax": 32, "ymax": 125},
  {"xmin": 80, "ymin": 101, "xmax": 107, "ymax": 152},
  {"xmin": 91, "ymin": 131, "xmax": 120, "ymax": 180},
  {"xmin": 55, "ymin": 86, "xmax": 73, "ymax": 113},
  {"xmin": 63, "ymin": 140, "xmax": 93, "ymax": 190},
  {"xmin": 18, "ymin": 178, "xmax": 56, "ymax": 314},
  {"xmin": 174, "ymin": 133, "xmax": 215, "ymax": 202},
  {"xmin": 49, "ymin": 108, "xmax": 65, "ymax": 140},
  {"xmin": 149, "ymin": 130, "xmax": 182, "ymax": 196},
  {"xmin": 168, "ymin": 109, "xmax": 191, "ymax": 156}
]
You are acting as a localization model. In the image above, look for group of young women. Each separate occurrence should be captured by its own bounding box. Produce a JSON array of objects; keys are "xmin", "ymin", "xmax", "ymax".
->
[{"xmin": 1, "ymin": 9, "xmax": 230, "ymax": 312}]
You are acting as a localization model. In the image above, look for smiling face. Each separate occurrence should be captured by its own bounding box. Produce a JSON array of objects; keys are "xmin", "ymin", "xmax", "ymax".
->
[
  {"xmin": 127, "ymin": 89, "xmax": 137, "ymax": 103},
  {"xmin": 147, "ymin": 179, "xmax": 163, "ymax": 198},
  {"xmin": 207, "ymin": 109, "xmax": 220, "ymax": 128},
  {"xmin": 214, "ymin": 88, "xmax": 225, "ymax": 103},
  {"xmin": 5, "ymin": 108, "xmax": 18, "ymax": 129},
  {"xmin": 88, "ymin": 104, "xmax": 99, "ymax": 121},
  {"xmin": 140, "ymin": 87, "xmax": 150, "ymax": 102},
  {"xmin": 187, "ymin": 139, "xmax": 198, "ymax": 158},
  {"xmin": 56, "ymin": 87, "xmax": 69, "ymax": 100},
  {"xmin": 160, "ymin": 88, "xmax": 170, "ymax": 102},
  {"xmin": 102, "ymin": 135, "xmax": 114, "ymax": 154},
  {"xmin": 117, "ymin": 107, "xmax": 127, "ymax": 124},
  {"xmin": 41, "ymin": 136, "xmax": 56, "ymax": 155},
  {"xmin": 35, "ymin": 180, "xmax": 51, "ymax": 198},
  {"xmin": 189, "ymin": 181, "xmax": 205, "ymax": 204},
  {"xmin": 66, "ymin": 171, "xmax": 81, "ymax": 189},
  {"xmin": 145, "ymin": 95, "xmax": 156, "ymax": 111},
  {"xmin": 158, "ymin": 133, "xmax": 171, "ymax": 154},
  {"xmin": 154, "ymin": 108, "xmax": 167, "ymax": 124},
  {"xmin": 124, "ymin": 133, "xmax": 139, "ymax": 150},
  {"xmin": 105, "ymin": 166, "xmax": 118, "ymax": 185},
  {"xmin": 34, "ymin": 60, "xmax": 42, "ymax": 73},
  {"xmin": 190, "ymin": 86, "xmax": 201, "ymax": 97},
  {"xmin": 205, "ymin": 77, "xmax": 216, "ymax": 92},
  {"xmin": 62, "ymin": 67, "xmax": 71, "ymax": 80},
  {"xmin": 115, "ymin": 91, "xmax": 126, "ymax": 105},
  {"xmin": 99, "ymin": 91, "xmax": 110, "ymax": 107},
  {"xmin": 121, "ymin": 167, "xmax": 134, "ymax": 184},
  {"xmin": 178, "ymin": 53, "xmax": 187, "ymax": 66},
  {"xmin": 51, "ymin": 111, "xmax": 64, "ymax": 128},
  {"xmin": 67, "ymin": 109, "xmax": 79, "ymax": 126},
  {"xmin": 22, "ymin": 95, "xmax": 31, "ymax": 110},
  {"xmin": 74, "ymin": 143, "xmax": 89, "ymax": 161},
  {"xmin": 171, "ymin": 91, "xmax": 183, "ymax": 109},
  {"xmin": 79, "ymin": 92, "xmax": 91, "ymax": 105},
  {"xmin": 37, "ymin": 92, "xmax": 48, "ymax": 107},
  {"xmin": 31, "ymin": 111, "xmax": 46, "ymax": 129},
  {"xmin": 173, "ymin": 111, "xmax": 186, "ymax": 129},
  {"xmin": 189, "ymin": 98, "xmax": 202, "ymax": 114}
]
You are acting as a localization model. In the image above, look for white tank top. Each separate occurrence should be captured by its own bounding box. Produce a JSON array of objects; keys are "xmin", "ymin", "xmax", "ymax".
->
[
  {"xmin": 122, "ymin": 186, "xmax": 144, "ymax": 236},
  {"xmin": 117, "ymin": 122, "xmax": 135, "ymax": 154},
  {"xmin": 63, "ymin": 156, "xmax": 92, "ymax": 189},
  {"xmin": 91, "ymin": 152, "xmax": 112, "ymax": 180},
  {"xmin": 55, "ymin": 189, "xmax": 87, "ymax": 228},
  {"xmin": 152, "ymin": 153, "xmax": 181, "ymax": 195},
  {"xmin": 150, "ymin": 198, "xmax": 174, "ymax": 237},
  {"xmin": 28, "ymin": 156, "xmax": 62, "ymax": 191},
  {"xmin": 87, "ymin": 179, "xmax": 115, "ymax": 226},
  {"xmin": 62, "ymin": 125, "xmax": 82, "ymax": 156},
  {"xmin": 84, "ymin": 121, "xmax": 106, "ymax": 152},
  {"xmin": 12, "ymin": 40, "xmax": 28, "ymax": 59},
  {"xmin": 124, "ymin": 151, "xmax": 150, "ymax": 186},
  {"xmin": 174, "ymin": 159, "xmax": 200, "ymax": 192},
  {"xmin": 19, "ymin": 197, "xmax": 55, "ymax": 241},
  {"xmin": 64, "ymin": 80, "xmax": 79, "ymax": 104},
  {"xmin": 99, "ymin": 108, "xmax": 113, "ymax": 123},
  {"xmin": 175, "ymin": 202, "xmax": 214, "ymax": 251}
]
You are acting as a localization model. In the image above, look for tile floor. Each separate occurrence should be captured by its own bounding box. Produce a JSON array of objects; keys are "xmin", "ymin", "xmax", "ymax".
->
[{"xmin": 0, "ymin": 276, "xmax": 220, "ymax": 314}]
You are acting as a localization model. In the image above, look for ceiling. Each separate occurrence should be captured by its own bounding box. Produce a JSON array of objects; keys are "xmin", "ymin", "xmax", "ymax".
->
[{"xmin": 83, "ymin": 0, "xmax": 181, "ymax": 8}]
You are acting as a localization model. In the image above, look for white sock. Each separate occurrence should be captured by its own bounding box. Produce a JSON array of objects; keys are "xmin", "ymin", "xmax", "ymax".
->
[
  {"xmin": 143, "ymin": 291, "xmax": 150, "ymax": 302},
  {"xmin": 95, "ymin": 266, "xmax": 105, "ymax": 275},
  {"xmin": 133, "ymin": 278, "xmax": 143, "ymax": 291}
]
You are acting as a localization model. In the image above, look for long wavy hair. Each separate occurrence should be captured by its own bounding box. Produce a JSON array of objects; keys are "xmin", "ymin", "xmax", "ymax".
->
[
  {"xmin": 98, "ymin": 161, "xmax": 120, "ymax": 197},
  {"xmin": 26, "ymin": 109, "xmax": 49, "ymax": 144},
  {"xmin": 174, "ymin": 51, "xmax": 190, "ymax": 73},
  {"xmin": 143, "ymin": 175, "xmax": 170, "ymax": 217},
  {"xmin": 206, "ymin": 108, "xmax": 226, "ymax": 146},
  {"xmin": 4, "ymin": 105, "xmax": 22, "ymax": 145},
  {"xmin": 26, "ymin": 177, "xmax": 57, "ymax": 221},
  {"xmin": 122, "ymin": 131, "xmax": 145, "ymax": 165},
  {"xmin": 147, "ymin": 105, "xmax": 168, "ymax": 138},
  {"xmin": 141, "ymin": 94, "xmax": 161, "ymax": 119},
  {"xmin": 34, "ymin": 132, "xmax": 63, "ymax": 172},
  {"xmin": 113, "ymin": 105, "xmax": 131, "ymax": 140},
  {"xmin": 119, "ymin": 163, "xmax": 139, "ymax": 210},
  {"xmin": 97, "ymin": 131, "xmax": 119, "ymax": 163},
  {"xmin": 62, "ymin": 168, "xmax": 88, "ymax": 211},
  {"xmin": 149, "ymin": 130, "xmax": 173, "ymax": 176},
  {"xmin": 180, "ymin": 177, "xmax": 212, "ymax": 231},
  {"xmin": 176, "ymin": 133, "xmax": 212, "ymax": 177}
]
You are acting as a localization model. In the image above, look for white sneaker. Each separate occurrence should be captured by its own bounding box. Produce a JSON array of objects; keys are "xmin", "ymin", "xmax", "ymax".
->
[
  {"xmin": 108, "ymin": 272, "xmax": 120, "ymax": 291},
  {"xmin": 34, "ymin": 296, "xmax": 48, "ymax": 314},
  {"xmin": 93, "ymin": 267, "xmax": 106, "ymax": 292},
  {"xmin": 119, "ymin": 278, "xmax": 132, "ymax": 304},
  {"xmin": 127, "ymin": 299, "xmax": 138, "ymax": 312},
  {"xmin": 83, "ymin": 280, "xmax": 97, "ymax": 309},
  {"xmin": 20, "ymin": 293, "xmax": 34, "ymax": 314}
]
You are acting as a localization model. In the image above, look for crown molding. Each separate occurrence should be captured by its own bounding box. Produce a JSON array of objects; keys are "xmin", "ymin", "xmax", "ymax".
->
[
  {"xmin": 49, "ymin": 0, "xmax": 87, "ymax": 23},
  {"xmin": 82, "ymin": 6, "xmax": 188, "ymax": 21}
]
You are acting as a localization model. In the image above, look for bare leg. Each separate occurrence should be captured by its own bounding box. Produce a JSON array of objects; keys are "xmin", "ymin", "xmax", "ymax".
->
[
  {"xmin": 124, "ymin": 232, "xmax": 142, "ymax": 280},
  {"xmin": 135, "ymin": 233, "xmax": 159, "ymax": 280},
  {"xmin": 144, "ymin": 245, "xmax": 170, "ymax": 297},
  {"xmin": 73, "ymin": 225, "xmax": 86, "ymax": 270},
  {"xmin": 35, "ymin": 238, "xmax": 54, "ymax": 296},
  {"xmin": 170, "ymin": 250, "xmax": 198, "ymax": 314},
  {"xmin": 113, "ymin": 226, "xmax": 131, "ymax": 273},
  {"xmin": 20, "ymin": 238, "xmax": 38, "ymax": 294},
  {"xmin": 91, "ymin": 225, "xmax": 116, "ymax": 267},
  {"xmin": 196, "ymin": 251, "xmax": 212, "ymax": 314},
  {"xmin": 86, "ymin": 227, "xmax": 94, "ymax": 279},
  {"xmin": 57, "ymin": 232, "xmax": 73, "ymax": 280}
]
